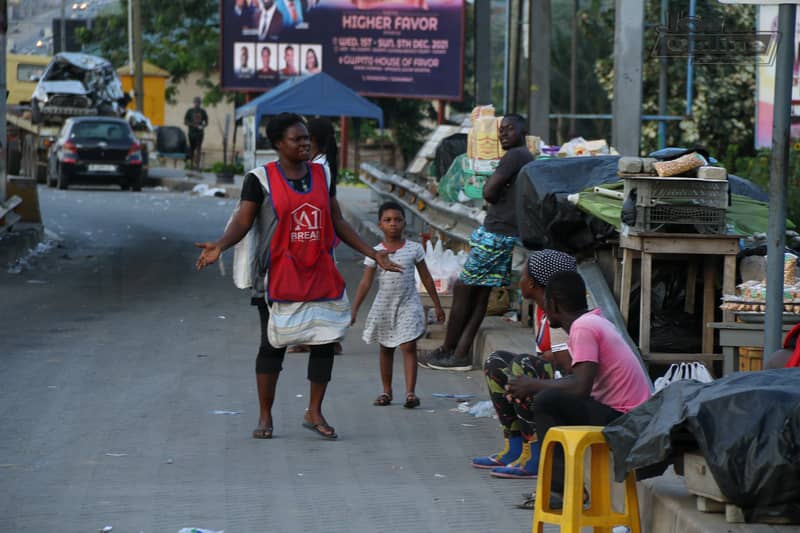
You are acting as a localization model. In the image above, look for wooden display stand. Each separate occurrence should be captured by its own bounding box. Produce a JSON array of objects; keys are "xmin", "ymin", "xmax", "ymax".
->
[{"xmin": 618, "ymin": 232, "xmax": 739, "ymax": 367}]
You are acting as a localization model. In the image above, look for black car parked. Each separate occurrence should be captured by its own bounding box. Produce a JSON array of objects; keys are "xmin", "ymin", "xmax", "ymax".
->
[{"xmin": 47, "ymin": 116, "xmax": 144, "ymax": 191}]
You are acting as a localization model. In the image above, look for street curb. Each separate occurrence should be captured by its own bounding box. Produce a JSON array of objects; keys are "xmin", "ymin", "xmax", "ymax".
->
[
  {"xmin": 0, "ymin": 222, "xmax": 45, "ymax": 268},
  {"xmin": 144, "ymin": 175, "xmax": 204, "ymax": 192}
]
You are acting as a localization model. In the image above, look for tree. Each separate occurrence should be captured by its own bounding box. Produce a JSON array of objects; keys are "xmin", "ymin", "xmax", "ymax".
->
[
  {"xmin": 578, "ymin": 0, "xmax": 757, "ymax": 157},
  {"xmin": 78, "ymin": 0, "xmax": 224, "ymax": 103}
]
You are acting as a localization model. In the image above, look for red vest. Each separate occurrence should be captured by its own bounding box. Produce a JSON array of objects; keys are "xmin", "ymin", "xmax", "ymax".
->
[{"xmin": 266, "ymin": 161, "xmax": 345, "ymax": 302}]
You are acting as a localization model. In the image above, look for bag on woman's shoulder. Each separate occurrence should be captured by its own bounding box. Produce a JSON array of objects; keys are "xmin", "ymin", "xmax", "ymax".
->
[
  {"xmin": 228, "ymin": 167, "xmax": 269, "ymax": 289},
  {"xmin": 653, "ymin": 361, "xmax": 714, "ymax": 393},
  {"xmin": 267, "ymin": 292, "xmax": 351, "ymax": 348}
]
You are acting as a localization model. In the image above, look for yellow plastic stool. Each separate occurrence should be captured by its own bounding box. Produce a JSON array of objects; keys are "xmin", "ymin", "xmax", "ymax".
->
[{"xmin": 532, "ymin": 426, "xmax": 641, "ymax": 533}]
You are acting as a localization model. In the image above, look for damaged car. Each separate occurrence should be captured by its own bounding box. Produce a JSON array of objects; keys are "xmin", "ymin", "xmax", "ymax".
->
[{"xmin": 31, "ymin": 52, "xmax": 130, "ymax": 125}]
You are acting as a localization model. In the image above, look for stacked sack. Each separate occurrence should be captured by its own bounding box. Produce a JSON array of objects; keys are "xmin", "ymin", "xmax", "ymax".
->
[{"xmin": 467, "ymin": 105, "xmax": 503, "ymax": 160}]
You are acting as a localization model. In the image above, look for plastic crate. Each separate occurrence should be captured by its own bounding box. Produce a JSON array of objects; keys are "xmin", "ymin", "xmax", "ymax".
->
[
  {"xmin": 623, "ymin": 177, "xmax": 728, "ymax": 209},
  {"xmin": 633, "ymin": 205, "xmax": 727, "ymax": 234}
]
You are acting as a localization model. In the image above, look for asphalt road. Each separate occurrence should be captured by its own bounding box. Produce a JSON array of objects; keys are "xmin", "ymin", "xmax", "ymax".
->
[{"xmin": 0, "ymin": 186, "xmax": 551, "ymax": 533}]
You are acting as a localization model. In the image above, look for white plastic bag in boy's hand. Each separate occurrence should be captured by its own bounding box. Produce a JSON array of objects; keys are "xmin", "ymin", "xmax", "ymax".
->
[{"xmin": 653, "ymin": 361, "xmax": 714, "ymax": 393}]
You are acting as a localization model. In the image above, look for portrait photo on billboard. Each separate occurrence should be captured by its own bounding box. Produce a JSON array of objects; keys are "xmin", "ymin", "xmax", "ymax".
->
[
  {"xmin": 234, "ymin": 42, "xmax": 256, "ymax": 77},
  {"xmin": 251, "ymin": 0, "xmax": 284, "ymax": 40},
  {"xmin": 257, "ymin": 43, "xmax": 278, "ymax": 76},
  {"xmin": 231, "ymin": 0, "xmax": 260, "ymax": 36},
  {"xmin": 279, "ymin": 44, "xmax": 301, "ymax": 77},
  {"xmin": 301, "ymin": 44, "xmax": 322, "ymax": 74},
  {"xmin": 275, "ymin": 0, "xmax": 309, "ymax": 30}
]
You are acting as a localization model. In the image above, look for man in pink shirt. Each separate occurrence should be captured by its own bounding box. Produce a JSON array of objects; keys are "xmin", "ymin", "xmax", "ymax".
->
[{"xmin": 507, "ymin": 270, "xmax": 651, "ymax": 507}]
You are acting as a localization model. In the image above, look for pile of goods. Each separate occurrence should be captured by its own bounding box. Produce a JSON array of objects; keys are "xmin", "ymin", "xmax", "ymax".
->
[
  {"xmin": 720, "ymin": 253, "xmax": 800, "ymax": 318},
  {"xmin": 618, "ymin": 153, "xmax": 729, "ymax": 234},
  {"xmin": 556, "ymin": 137, "xmax": 612, "ymax": 158},
  {"xmin": 462, "ymin": 105, "xmax": 540, "ymax": 199}
]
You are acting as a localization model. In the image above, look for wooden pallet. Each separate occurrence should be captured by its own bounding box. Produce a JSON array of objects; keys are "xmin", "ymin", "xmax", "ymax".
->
[{"xmin": 684, "ymin": 452, "xmax": 745, "ymax": 523}]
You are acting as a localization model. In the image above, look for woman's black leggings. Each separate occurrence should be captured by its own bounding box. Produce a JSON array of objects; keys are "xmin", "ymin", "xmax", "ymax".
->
[{"xmin": 255, "ymin": 300, "xmax": 335, "ymax": 383}]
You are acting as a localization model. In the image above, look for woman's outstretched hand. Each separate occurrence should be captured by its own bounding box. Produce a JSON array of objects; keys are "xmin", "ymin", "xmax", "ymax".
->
[
  {"xmin": 195, "ymin": 242, "xmax": 222, "ymax": 270},
  {"xmin": 375, "ymin": 250, "xmax": 403, "ymax": 272}
]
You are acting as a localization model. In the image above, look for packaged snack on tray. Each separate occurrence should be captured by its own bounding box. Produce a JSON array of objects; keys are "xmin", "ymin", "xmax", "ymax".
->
[
  {"xmin": 785, "ymin": 253, "xmax": 797, "ymax": 285},
  {"xmin": 652, "ymin": 152, "xmax": 708, "ymax": 177}
]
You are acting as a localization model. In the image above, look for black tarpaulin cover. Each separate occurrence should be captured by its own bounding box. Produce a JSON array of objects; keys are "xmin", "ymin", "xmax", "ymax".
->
[{"xmin": 603, "ymin": 369, "xmax": 800, "ymax": 520}]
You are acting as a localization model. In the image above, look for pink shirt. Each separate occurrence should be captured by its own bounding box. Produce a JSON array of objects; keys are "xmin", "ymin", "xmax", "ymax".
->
[{"xmin": 568, "ymin": 309, "xmax": 651, "ymax": 413}]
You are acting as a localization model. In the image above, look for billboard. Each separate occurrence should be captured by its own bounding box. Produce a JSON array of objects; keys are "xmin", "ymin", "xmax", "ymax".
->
[
  {"xmin": 220, "ymin": 0, "xmax": 464, "ymax": 100},
  {"xmin": 755, "ymin": 5, "xmax": 800, "ymax": 148}
]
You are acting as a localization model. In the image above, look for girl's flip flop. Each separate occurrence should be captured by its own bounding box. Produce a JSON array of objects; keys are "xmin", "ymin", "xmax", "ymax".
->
[{"xmin": 403, "ymin": 393, "xmax": 420, "ymax": 409}]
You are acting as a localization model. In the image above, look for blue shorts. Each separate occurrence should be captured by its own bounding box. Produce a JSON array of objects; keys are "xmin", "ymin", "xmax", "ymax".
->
[{"xmin": 459, "ymin": 226, "xmax": 517, "ymax": 287}]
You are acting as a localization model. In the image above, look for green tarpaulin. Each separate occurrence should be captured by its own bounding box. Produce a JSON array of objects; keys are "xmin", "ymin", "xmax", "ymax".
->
[{"xmin": 575, "ymin": 181, "xmax": 793, "ymax": 236}]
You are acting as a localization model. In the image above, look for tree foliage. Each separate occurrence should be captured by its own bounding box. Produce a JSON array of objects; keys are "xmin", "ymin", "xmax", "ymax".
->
[
  {"xmin": 577, "ymin": 0, "xmax": 757, "ymax": 157},
  {"xmin": 78, "ymin": 0, "xmax": 222, "ymax": 103}
]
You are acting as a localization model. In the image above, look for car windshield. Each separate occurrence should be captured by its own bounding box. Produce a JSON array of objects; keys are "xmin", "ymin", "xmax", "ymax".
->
[{"xmin": 71, "ymin": 122, "xmax": 130, "ymax": 141}]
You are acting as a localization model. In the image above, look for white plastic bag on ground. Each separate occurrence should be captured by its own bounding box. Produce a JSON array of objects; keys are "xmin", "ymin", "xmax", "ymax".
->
[{"xmin": 415, "ymin": 240, "xmax": 468, "ymax": 294}]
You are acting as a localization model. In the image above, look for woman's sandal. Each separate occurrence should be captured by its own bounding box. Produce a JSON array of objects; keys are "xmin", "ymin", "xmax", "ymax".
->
[
  {"xmin": 301, "ymin": 419, "xmax": 338, "ymax": 439},
  {"xmin": 252, "ymin": 427, "xmax": 273, "ymax": 439},
  {"xmin": 403, "ymin": 393, "xmax": 420, "ymax": 409},
  {"xmin": 373, "ymin": 393, "xmax": 392, "ymax": 406}
]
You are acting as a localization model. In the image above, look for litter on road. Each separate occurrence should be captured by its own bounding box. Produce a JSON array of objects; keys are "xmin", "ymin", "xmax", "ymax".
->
[
  {"xmin": 210, "ymin": 410, "xmax": 240, "ymax": 416},
  {"xmin": 431, "ymin": 393, "xmax": 475, "ymax": 400}
]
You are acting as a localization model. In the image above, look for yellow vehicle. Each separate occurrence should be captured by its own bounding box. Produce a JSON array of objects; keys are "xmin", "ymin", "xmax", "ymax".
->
[{"xmin": 6, "ymin": 53, "xmax": 51, "ymax": 105}]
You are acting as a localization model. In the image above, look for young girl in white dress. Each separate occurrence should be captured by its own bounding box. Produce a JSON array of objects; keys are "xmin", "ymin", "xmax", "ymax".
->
[{"xmin": 351, "ymin": 201, "xmax": 445, "ymax": 408}]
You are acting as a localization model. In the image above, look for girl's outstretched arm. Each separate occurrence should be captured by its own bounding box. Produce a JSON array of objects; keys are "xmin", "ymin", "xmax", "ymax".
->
[
  {"xmin": 351, "ymin": 266, "xmax": 377, "ymax": 325},
  {"xmin": 416, "ymin": 260, "xmax": 445, "ymax": 323}
]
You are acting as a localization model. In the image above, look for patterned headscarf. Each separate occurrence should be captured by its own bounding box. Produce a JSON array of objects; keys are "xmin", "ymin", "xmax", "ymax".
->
[{"xmin": 526, "ymin": 249, "xmax": 577, "ymax": 288}]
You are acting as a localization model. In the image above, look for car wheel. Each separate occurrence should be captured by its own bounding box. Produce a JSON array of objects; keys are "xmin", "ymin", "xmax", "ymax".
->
[
  {"xmin": 120, "ymin": 180, "xmax": 130, "ymax": 191},
  {"xmin": 57, "ymin": 164, "xmax": 69, "ymax": 190}
]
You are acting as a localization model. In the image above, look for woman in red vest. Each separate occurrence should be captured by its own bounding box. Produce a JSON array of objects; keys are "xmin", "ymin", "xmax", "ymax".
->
[{"xmin": 195, "ymin": 113, "xmax": 400, "ymax": 440}]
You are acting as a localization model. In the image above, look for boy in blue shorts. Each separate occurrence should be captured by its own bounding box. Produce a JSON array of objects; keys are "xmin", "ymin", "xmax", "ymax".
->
[{"xmin": 422, "ymin": 114, "xmax": 534, "ymax": 370}]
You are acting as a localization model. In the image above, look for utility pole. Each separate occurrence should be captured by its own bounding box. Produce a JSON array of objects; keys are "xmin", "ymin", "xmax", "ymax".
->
[
  {"xmin": 0, "ymin": 0, "xmax": 7, "ymax": 201},
  {"xmin": 611, "ymin": 0, "xmax": 644, "ymax": 156},
  {"xmin": 474, "ymin": 0, "xmax": 491, "ymax": 106},
  {"xmin": 765, "ymin": 4, "xmax": 797, "ymax": 359},
  {"xmin": 132, "ymin": 0, "xmax": 144, "ymax": 112},
  {"xmin": 569, "ymin": 0, "xmax": 578, "ymax": 137},
  {"xmin": 60, "ymin": 0, "xmax": 66, "ymax": 52},
  {"xmin": 528, "ymin": 0, "xmax": 551, "ymax": 141}
]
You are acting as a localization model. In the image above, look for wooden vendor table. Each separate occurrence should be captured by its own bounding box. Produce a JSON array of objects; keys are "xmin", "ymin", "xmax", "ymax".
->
[
  {"xmin": 707, "ymin": 321, "xmax": 794, "ymax": 375},
  {"xmin": 619, "ymin": 232, "xmax": 739, "ymax": 367}
]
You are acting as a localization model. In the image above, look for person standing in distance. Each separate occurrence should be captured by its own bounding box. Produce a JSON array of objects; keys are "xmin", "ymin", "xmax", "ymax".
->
[
  {"xmin": 422, "ymin": 114, "xmax": 533, "ymax": 370},
  {"xmin": 184, "ymin": 96, "xmax": 208, "ymax": 171}
]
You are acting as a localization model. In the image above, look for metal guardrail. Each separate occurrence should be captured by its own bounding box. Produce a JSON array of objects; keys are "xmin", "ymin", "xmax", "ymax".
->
[
  {"xmin": 359, "ymin": 162, "xmax": 528, "ymax": 269},
  {"xmin": 0, "ymin": 195, "xmax": 24, "ymax": 236},
  {"xmin": 359, "ymin": 162, "xmax": 485, "ymax": 247}
]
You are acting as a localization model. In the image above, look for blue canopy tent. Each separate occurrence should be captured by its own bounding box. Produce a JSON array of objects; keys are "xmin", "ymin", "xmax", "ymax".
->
[{"xmin": 234, "ymin": 72, "xmax": 384, "ymax": 128}]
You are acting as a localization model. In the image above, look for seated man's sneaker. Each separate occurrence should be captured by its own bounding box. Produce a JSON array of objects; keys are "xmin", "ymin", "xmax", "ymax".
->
[
  {"xmin": 472, "ymin": 433, "xmax": 522, "ymax": 469},
  {"xmin": 490, "ymin": 440, "xmax": 541, "ymax": 479},
  {"xmin": 427, "ymin": 352, "xmax": 472, "ymax": 371}
]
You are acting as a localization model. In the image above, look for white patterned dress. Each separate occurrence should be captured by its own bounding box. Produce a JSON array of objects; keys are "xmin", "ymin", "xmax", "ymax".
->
[{"xmin": 362, "ymin": 241, "xmax": 426, "ymax": 348}]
